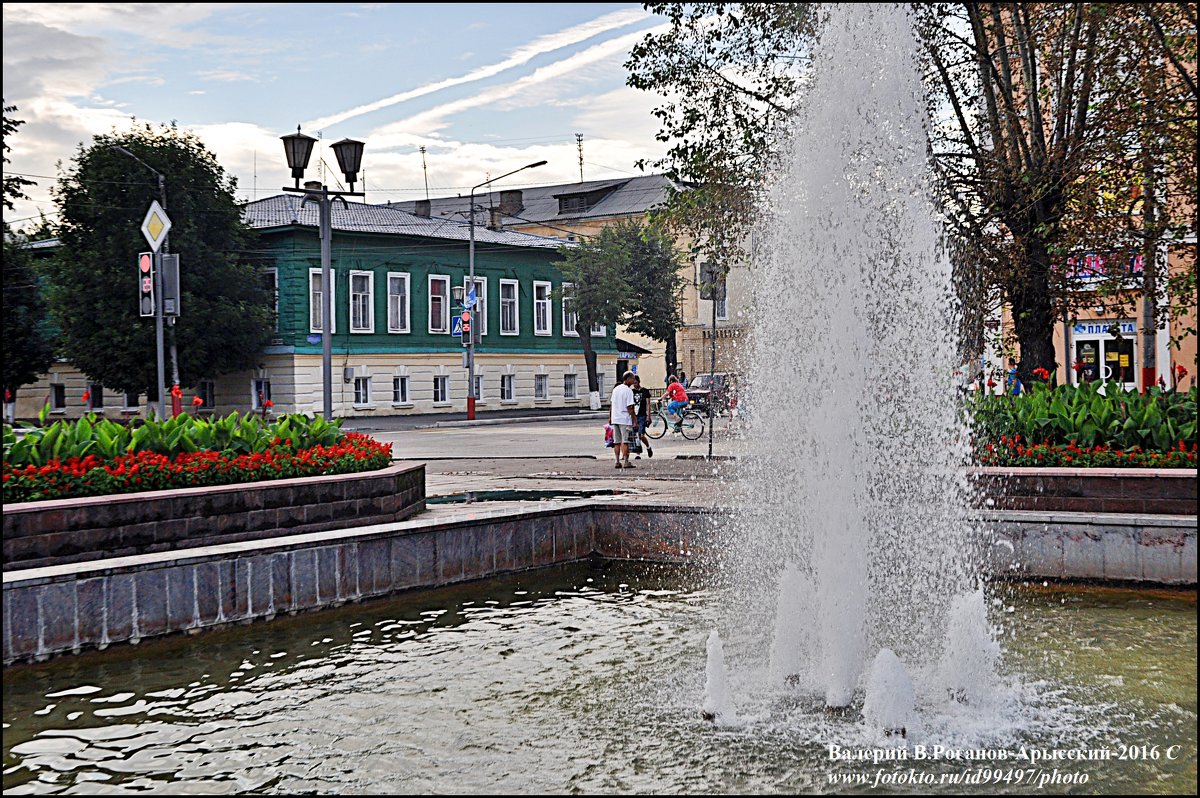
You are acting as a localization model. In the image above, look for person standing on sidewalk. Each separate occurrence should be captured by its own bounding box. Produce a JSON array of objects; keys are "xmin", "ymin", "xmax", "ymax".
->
[
  {"xmin": 609, "ymin": 371, "xmax": 638, "ymax": 469},
  {"xmin": 631, "ymin": 375, "xmax": 654, "ymax": 459}
]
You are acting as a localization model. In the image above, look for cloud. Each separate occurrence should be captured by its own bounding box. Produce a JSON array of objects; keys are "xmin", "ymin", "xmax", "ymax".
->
[
  {"xmin": 3, "ymin": 3, "xmax": 228, "ymax": 48},
  {"xmin": 303, "ymin": 7, "xmax": 650, "ymax": 131},
  {"xmin": 195, "ymin": 69, "xmax": 259, "ymax": 83}
]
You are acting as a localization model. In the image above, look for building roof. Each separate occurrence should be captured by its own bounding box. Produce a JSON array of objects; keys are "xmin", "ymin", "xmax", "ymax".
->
[
  {"xmin": 242, "ymin": 194, "xmax": 569, "ymax": 250},
  {"xmin": 388, "ymin": 174, "xmax": 680, "ymax": 231}
]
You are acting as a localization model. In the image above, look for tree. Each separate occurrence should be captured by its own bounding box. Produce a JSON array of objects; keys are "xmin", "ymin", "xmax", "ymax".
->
[
  {"xmin": 626, "ymin": 3, "xmax": 816, "ymax": 272},
  {"xmin": 2, "ymin": 103, "xmax": 55, "ymax": 410},
  {"xmin": 46, "ymin": 124, "xmax": 273, "ymax": 397},
  {"xmin": 557, "ymin": 219, "xmax": 687, "ymax": 405}
]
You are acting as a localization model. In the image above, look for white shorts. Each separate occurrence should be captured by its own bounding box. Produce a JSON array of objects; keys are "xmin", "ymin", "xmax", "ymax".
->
[{"xmin": 612, "ymin": 423, "xmax": 632, "ymax": 443}]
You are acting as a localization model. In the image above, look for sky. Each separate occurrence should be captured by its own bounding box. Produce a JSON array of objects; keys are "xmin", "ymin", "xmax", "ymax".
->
[{"xmin": 2, "ymin": 3, "xmax": 673, "ymax": 229}]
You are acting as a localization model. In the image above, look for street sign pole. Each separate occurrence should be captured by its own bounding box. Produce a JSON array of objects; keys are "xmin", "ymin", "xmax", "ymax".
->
[{"xmin": 141, "ymin": 200, "xmax": 172, "ymax": 420}]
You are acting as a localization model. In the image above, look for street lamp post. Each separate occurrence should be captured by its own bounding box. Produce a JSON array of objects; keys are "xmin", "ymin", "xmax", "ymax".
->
[
  {"xmin": 465, "ymin": 160, "xmax": 546, "ymax": 420},
  {"xmin": 112, "ymin": 145, "xmax": 174, "ymax": 419},
  {"xmin": 281, "ymin": 127, "xmax": 365, "ymax": 422}
]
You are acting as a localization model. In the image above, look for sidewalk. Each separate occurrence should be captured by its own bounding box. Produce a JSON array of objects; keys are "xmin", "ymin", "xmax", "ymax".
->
[{"xmin": 340, "ymin": 406, "xmax": 607, "ymax": 433}]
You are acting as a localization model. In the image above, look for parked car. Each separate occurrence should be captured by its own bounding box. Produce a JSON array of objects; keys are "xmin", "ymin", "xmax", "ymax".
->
[{"xmin": 686, "ymin": 373, "xmax": 735, "ymax": 415}]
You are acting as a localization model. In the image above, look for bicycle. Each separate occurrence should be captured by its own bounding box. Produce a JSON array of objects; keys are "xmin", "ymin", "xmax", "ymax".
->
[{"xmin": 645, "ymin": 399, "xmax": 706, "ymax": 441}]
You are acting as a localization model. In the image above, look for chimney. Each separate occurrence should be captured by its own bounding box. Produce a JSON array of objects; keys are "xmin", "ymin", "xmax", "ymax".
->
[
  {"xmin": 498, "ymin": 189, "xmax": 523, "ymax": 217},
  {"xmin": 487, "ymin": 207, "xmax": 504, "ymax": 231},
  {"xmin": 414, "ymin": 199, "xmax": 431, "ymax": 218}
]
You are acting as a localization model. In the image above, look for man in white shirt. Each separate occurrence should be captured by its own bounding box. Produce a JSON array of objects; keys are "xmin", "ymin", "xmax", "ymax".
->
[{"xmin": 609, "ymin": 371, "xmax": 638, "ymax": 469}]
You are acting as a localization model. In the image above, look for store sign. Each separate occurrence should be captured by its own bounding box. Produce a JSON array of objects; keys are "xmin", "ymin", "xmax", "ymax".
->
[
  {"xmin": 1074, "ymin": 320, "xmax": 1135, "ymax": 336},
  {"xmin": 618, "ymin": 352, "xmax": 640, "ymax": 360},
  {"xmin": 1063, "ymin": 252, "xmax": 1143, "ymax": 286}
]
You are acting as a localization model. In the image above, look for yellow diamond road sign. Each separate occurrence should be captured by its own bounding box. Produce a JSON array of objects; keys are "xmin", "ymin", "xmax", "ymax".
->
[{"xmin": 141, "ymin": 200, "xmax": 172, "ymax": 252}]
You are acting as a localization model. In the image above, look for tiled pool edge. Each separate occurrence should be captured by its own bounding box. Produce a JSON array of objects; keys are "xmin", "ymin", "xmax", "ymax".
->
[{"xmin": 3, "ymin": 504, "xmax": 1194, "ymax": 665}]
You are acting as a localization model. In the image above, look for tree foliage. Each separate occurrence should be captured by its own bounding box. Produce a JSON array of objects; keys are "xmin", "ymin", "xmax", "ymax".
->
[
  {"xmin": 2, "ymin": 103, "xmax": 55, "ymax": 402},
  {"xmin": 626, "ymin": 3, "xmax": 817, "ymax": 273},
  {"xmin": 557, "ymin": 218, "xmax": 686, "ymax": 393},
  {"xmin": 46, "ymin": 124, "xmax": 273, "ymax": 395}
]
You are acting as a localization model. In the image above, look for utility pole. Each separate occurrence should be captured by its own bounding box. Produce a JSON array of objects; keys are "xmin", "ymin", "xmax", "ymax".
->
[
  {"xmin": 576, "ymin": 133, "xmax": 584, "ymax": 182},
  {"xmin": 420, "ymin": 145, "xmax": 430, "ymax": 200}
]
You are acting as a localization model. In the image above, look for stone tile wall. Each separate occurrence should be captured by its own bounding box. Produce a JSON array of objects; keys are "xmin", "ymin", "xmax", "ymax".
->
[
  {"xmin": 2, "ymin": 464, "xmax": 425, "ymax": 571},
  {"xmin": 973, "ymin": 468, "xmax": 1197, "ymax": 515}
]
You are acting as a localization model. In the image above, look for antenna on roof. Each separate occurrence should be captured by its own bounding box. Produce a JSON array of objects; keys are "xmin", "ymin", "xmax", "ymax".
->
[
  {"xmin": 576, "ymin": 133, "xmax": 584, "ymax": 183},
  {"xmin": 419, "ymin": 145, "xmax": 430, "ymax": 200}
]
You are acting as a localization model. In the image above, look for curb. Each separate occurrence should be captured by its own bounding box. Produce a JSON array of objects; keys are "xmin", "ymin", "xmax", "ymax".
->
[{"xmin": 432, "ymin": 412, "xmax": 609, "ymax": 429}]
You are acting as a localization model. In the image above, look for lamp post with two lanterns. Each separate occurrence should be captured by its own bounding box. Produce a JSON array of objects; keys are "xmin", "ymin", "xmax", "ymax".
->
[{"xmin": 280, "ymin": 128, "xmax": 365, "ymax": 422}]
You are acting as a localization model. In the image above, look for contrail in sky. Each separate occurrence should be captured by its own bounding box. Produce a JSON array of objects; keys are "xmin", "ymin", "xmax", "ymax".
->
[{"xmin": 304, "ymin": 8, "xmax": 651, "ymax": 131}]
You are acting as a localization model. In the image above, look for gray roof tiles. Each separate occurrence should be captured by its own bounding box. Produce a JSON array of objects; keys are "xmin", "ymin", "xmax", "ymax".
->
[
  {"xmin": 243, "ymin": 193, "xmax": 569, "ymax": 250},
  {"xmin": 389, "ymin": 173, "xmax": 679, "ymax": 228}
]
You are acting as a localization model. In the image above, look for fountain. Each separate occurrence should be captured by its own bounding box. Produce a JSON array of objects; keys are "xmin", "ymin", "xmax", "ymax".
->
[{"xmin": 723, "ymin": 1, "xmax": 992, "ymax": 726}]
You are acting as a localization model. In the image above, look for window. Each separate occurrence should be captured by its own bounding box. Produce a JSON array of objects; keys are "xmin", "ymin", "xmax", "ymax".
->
[
  {"xmin": 501, "ymin": 374, "xmax": 515, "ymax": 402},
  {"xmin": 429, "ymin": 275, "xmax": 449, "ymax": 333},
  {"xmin": 350, "ymin": 271, "xmax": 374, "ymax": 333},
  {"xmin": 716, "ymin": 288, "xmax": 728, "ymax": 321},
  {"xmin": 535, "ymin": 374, "xmax": 549, "ymax": 400},
  {"xmin": 392, "ymin": 376, "xmax": 410, "ymax": 404},
  {"xmin": 123, "ymin": 390, "xmax": 141, "ymax": 411},
  {"xmin": 263, "ymin": 268, "xmax": 279, "ymax": 333},
  {"xmin": 252, "ymin": 379, "xmax": 272, "ymax": 410},
  {"xmin": 87, "ymin": 382, "xmax": 104, "ymax": 410},
  {"xmin": 309, "ymin": 268, "xmax": 337, "ymax": 333},
  {"xmin": 387, "ymin": 272, "xmax": 410, "ymax": 333},
  {"xmin": 433, "ymin": 375, "xmax": 449, "ymax": 404},
  {"xmin": 473, "ymin": 374, "xmax": 485, "ymax": 402},
  {"xmin": 500, "ymin": 279, "xmax": 519, "ymax": 335},
  {"xmin": 354, "ymin": 376, "xmax": 373, "ymax": 406},
  {"xmin": 196, "ymin": 380, "xmax": 215, "ymax": 410},
  {"xmin": 564, "ymin": 374, "xmax": 577, "ymax": 399},
  {"xmin": 464, "ymin": 277, "xmax": 487, "ymax": 336},
  {"xmin": 534, "ymin": 281, "xmax": 552, "ymax": 335},
  {"xmin": 50, "ymin": 383, "xmax": 66, "ymax": 412},
  {"xmin": 562, "ymin": 282, "xmax": 578, "ymax": 336},
  {"xmin": 591, "ymin": 322, "xmax": 606, "ymax": 337}
]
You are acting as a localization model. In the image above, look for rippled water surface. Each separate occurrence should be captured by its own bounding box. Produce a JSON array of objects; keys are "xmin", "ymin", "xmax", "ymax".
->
[{"xmin": 3, "ymin": 564, "xmax": 1195, "ymax": 794}]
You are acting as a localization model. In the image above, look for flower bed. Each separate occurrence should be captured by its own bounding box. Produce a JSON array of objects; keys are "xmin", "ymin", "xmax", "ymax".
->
[
  {"xmin": 976, "ymin": 435, "xmax": 1197, "ymax": 468},
  {"xmin": 2, "ymin": 432, "xmax": 392, "ymax": 503}
]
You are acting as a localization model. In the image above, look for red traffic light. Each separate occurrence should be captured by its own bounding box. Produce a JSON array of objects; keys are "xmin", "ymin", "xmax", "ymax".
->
[{"xmin": 139, "ymin": 253, "xmax": 152, "ymax": 273}]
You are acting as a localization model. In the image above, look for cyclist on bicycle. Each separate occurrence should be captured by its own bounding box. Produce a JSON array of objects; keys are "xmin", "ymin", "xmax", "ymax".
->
[{"xmin": 664, "ymin": 375, "xmax": 690, "ymax": 431}]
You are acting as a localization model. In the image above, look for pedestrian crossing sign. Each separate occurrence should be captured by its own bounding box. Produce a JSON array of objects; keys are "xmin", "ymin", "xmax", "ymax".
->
[{"xmin": 452, "ymin": 315, "xmax": 463, "ymax": 337}]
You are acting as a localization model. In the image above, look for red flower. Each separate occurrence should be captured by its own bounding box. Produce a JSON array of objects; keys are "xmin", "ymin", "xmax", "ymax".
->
[
  {"xmin": 1177, "ymin": 364, "xmax": 1188, "ymax": 377},
  {"xmin": 1072, "ymin": 361, "xmax": 1086, "ymax": 373},
  {"xmin": 263, "ymin": 399, "xmax": 274, "ymax": 409},
  {"xmin": 170, "ymin": 384, "xmax": 182, "ymax": 399},
  {"xmin": 192, "ymin": 395, "xmax": 204, "ymax": 407},
  {"xmin": 1033, "ymin": 367, "xmax": 1050, "ymax": 381},
  {"xmin": 82, "ymin": 391, "xmax": 91, "ymax": 404}
]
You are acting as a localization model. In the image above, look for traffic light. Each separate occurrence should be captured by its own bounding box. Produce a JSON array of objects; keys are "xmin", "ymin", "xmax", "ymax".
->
[{"xmin": 138, "ymin": 252, "xmax": 155, "ymax": 317}]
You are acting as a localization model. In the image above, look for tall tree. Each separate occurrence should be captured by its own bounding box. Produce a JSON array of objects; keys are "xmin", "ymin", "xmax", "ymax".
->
[
  {"xmin": 2, "ymin": 103, "xmax": 55, "ymax": 410},
  {"xmin": 46, "ymin": 124, "xmax": 273, "ymax": 397},
  {"xmin": 557, "ymin": 219, "xmax": 687, "ymax": 406}
]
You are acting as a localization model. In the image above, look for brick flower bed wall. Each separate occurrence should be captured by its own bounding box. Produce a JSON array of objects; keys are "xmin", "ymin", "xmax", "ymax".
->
[
  {"xmin": 1, "ymin": 464, "xmax": 425, "ymax": 571},
  {"xmin": 972, "ymin": 467, "xmax": 1197, "ymax": 515}
]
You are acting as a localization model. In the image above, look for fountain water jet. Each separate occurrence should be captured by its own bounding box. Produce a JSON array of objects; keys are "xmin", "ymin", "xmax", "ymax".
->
[
  {"xmin": 728, "ymin": 2, "xmax": 986, "ymax": 716},
  {"xmin": 702, "ymin": 630, "xmax": 738, "ymax": 725}
]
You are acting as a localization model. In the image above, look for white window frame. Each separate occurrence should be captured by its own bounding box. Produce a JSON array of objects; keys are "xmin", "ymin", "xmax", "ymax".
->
[
  {"xmin": 387, "ymin": 271, "xmax": 411, "ymax": 334},
  {"xmin": 392, "ymin": 376, "xmax": 410, "ymax": 405},
  {"xmin": 500, "ymin": 374, "xmax": 515, "ymax": 403},
  {"xmin": 562, "ymin": 282, "xmax": 578, "ymax": 337},
  {"xmin": 263, "ymin": 267, "xmax": 279, "ymax": 333},
  {"xmin": 309, "ymin": 268, "xmax": 337, "ymax": 334},
  {"xmin": 473, "ymin": 374, "xmax": 485, "ymax": 404},
  {"xmin": 591, "ymin": 322, "xmax": 606, "ymax": 337},
  {"xmin": 49, "ymin": 383, "xmax": 66, "ymax": 412},
  {"xmin": 252, "ymin": 378, "xmax": 272, "ymax": 410},
  {"xmin": 428, "ymin": 274, "xmax": 450, "ymax": 334},
  {"xmin": 534, "ymin": 374, "xmax": 549, "ymax": 401},
  {"xmin": 534, "ymin": 281, "xmax": 552, "ymax": 336},
  {"xmin": 464, "ymin": 276, "xmax": 487, "ymax": 337},
  {"xmin": 499, "ymin": 279, "xmax": 519, "ymax": 336},
  {"xmin": 433, "ymin": 375, "xmax": 450, "ymax": 405},
  {"xmin": 123, "ymin": 390, "xmax": 141, "ymax": 413},
  {"xmin": 564, "ymin": 373, "xmax": 577, "ymax": 399},
  {"xmin": 353, "ymin": 375, "xmax": 373, "ymax": 407},
  {"xmin": 349, "ymin": 270, "xmax": 375, "ymax": 334}
]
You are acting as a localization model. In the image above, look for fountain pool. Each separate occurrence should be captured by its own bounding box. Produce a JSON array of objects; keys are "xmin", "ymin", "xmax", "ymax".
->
[{"xmin": 2, "ymin": 562, "xmax": 1195, "ymax": 794}]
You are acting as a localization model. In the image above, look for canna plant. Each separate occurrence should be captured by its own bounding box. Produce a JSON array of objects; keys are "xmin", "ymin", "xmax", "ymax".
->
[{"xmin": 3, "ymin": 410, "xmax": 349, "ymax": 469}]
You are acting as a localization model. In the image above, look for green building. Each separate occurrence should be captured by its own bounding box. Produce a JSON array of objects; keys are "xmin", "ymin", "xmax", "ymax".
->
[{"xmin": 236, "ymin": 194, "xmax": 618, "ymax": 417}]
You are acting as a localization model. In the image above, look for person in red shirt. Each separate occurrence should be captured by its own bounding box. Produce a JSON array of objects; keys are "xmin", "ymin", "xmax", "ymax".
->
[{"xmin": 665, "ymin": 375, "xmax": 689, "ymax": 429}]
